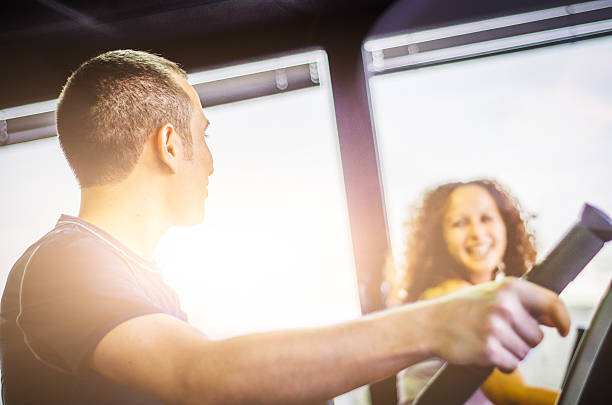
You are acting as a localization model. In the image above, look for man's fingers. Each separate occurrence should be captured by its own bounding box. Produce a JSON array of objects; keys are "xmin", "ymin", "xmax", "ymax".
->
[
  {"xmin": 505, "ymin": 278, "xmax": 570, "ymax": 337},
  {"xmin": 485, "ymin": 338, "xmax": 520, "ymax": 374},
  {"xmin": 507, "ymin": 299, "xmax": 544, "ymax": 347},
  {"xmin": 492, "ymin": 315, "xmax": 532, "ymax": 361},
  {"xmin": 433, "ymin": 279, "xmax": 569, "ymax": 372}
]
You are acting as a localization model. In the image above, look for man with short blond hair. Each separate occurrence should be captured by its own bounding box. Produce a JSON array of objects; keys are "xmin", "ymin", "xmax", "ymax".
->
[{"xmin": 0, "ymin": 50, "xmax": 570, "ymax": 405}]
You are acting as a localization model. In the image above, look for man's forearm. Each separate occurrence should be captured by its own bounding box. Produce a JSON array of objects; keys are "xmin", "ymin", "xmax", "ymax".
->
[{"xmin": 182, "ymin": 305, "xmax": 435, "ymax": 405}]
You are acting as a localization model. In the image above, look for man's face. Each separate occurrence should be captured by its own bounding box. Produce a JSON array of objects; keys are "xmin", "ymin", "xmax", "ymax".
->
[{"xmin": 173, "ymin": 75, "xmax": 215, "ymax": 225}]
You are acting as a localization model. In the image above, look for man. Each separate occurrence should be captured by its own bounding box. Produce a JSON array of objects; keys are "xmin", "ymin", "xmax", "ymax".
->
[{"xmin": 0, "ymin": 50, "xmax": 569, "ymax": 405}]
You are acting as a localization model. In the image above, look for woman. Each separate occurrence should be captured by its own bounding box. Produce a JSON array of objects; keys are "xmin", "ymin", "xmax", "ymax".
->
[{"xmin": 386, "ymin": 179, "xmax": 559, "ymax": 405}]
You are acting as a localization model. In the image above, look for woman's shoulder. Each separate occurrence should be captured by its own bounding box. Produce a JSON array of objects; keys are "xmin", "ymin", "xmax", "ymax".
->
[{"xmin": 419, "ymin": 278, "xmax": 472, "ymax": 300}]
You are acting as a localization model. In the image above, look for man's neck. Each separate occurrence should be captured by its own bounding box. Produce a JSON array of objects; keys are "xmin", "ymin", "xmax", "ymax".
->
[{"xmin": 78, "ymin": 185, "xmax": 169, "ymax": 261}]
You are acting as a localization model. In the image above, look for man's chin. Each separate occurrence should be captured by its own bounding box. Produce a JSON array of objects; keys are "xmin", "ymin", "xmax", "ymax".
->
[
  {"xmin": 176, "ymin": 210, "xmax": 206, "ymax": 227},
  {"xmin": 192, "ymin": 210, "xmax": 206, "ymax": 225}
]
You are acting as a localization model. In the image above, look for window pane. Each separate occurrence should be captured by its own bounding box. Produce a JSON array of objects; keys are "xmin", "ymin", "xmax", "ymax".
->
[
  {"xmin": 370, "ymin": 35, "xmax": 612, "ymax": 388},
  {"xmin": 0, "ymin": 136, "xmax": 81, "ymax": 274},
  {"xmin": 156, "ymin": 51, "xmax": 362, "ymax": 339}
]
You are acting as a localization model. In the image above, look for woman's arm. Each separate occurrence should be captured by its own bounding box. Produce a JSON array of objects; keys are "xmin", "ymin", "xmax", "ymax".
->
[
  {"xmin": 481, "ymin": 368, "xmax": 559, "ymax": 405},
  {"xmin": 419, "ymin": 279, "xmax": 473, "ymax": 301}
]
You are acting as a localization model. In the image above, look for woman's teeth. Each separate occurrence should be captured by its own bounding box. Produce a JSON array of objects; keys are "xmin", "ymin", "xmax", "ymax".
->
[{"xmin": 468, "ymin": 245, "xmax": 490, "ymax": 257}]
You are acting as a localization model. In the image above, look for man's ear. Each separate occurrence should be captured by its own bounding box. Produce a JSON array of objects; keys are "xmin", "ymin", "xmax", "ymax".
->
[{"xmin": 156, "ymin": 123, "xmax": 180, "ymax": 174}]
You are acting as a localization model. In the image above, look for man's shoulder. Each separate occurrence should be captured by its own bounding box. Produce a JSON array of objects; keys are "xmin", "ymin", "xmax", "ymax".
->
[
  {"xmin": 19, "ymin": 221, "xmax": 123, "ymax": 271},
  {"xmin": 4, "ymin": 222, "xmax": 129, "ymax": 300}
]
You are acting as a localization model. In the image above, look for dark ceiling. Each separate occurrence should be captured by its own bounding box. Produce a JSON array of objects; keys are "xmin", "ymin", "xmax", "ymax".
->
[{"xmin": 1, "ymin": 0, "xmax": 576, "ymax": 109}]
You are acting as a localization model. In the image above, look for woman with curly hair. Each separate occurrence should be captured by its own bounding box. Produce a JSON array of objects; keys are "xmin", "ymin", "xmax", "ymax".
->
[{"xmin": 387, "ymin": 179, "xmax": 559, "ymax": 405}]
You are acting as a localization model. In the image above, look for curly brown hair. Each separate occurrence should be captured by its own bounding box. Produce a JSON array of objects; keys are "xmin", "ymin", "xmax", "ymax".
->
[{"xmin": 388, "ymin": 179, "xmax": 536, "ymax": 305}]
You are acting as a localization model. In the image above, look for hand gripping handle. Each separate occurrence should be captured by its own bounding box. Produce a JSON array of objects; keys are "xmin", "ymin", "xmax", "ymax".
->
[{"xmin": 413, "ymin": 204, "xmax": 612, "ymax": 405}]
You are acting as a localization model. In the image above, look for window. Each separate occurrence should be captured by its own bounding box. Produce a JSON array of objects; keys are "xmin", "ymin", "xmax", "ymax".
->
[
  {"xmin": 155, "ymin": 51, "xmax": 362, "ymax": 339},
  {"xmin": 366, "ymin": 3, "xmax": 612, "ymax": 388}
]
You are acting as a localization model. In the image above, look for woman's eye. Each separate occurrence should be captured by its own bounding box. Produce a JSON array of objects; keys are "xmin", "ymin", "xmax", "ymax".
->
[
  {"xmin": 481, "ymin": 215, "xmax": 493, "ymax": 223},
  {"xmin": 452, "ymin": 219, "xmax": 467, "ymax": 227}
]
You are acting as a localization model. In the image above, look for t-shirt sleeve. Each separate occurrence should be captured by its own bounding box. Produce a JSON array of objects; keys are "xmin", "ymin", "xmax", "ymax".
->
[{"xmin": 15, "ymin": 235, "xmax": 166, "ymax": 376}]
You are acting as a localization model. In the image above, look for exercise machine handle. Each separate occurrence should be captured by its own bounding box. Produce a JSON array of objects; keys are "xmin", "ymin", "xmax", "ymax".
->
[{"xmin": 413, "ymin": 204, "xmax": 612, "ymax": 405}]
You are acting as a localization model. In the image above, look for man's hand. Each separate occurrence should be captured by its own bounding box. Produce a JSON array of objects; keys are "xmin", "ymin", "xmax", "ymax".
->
[{"xmin": 427, "ymin": 277, "xmax": 570, "ymax": 373}]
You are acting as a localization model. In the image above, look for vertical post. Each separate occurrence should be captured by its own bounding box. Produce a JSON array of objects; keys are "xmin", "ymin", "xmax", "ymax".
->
[
  {"xmin": 322, "ymin": 21, "xmax": 388, "ymax": 315},
  {"xmin": 322, "ymin": 19, "xmax": 397, "ymax": 405}
]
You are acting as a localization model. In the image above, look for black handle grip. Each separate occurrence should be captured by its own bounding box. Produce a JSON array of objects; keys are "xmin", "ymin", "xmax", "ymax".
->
[
  {"xmin": 525, "ymin": 224, "xmax": 604, "ymax": 293},
  {"xmin": 413, "ymin": 204, "xmax": 612, "ymax": 405}
]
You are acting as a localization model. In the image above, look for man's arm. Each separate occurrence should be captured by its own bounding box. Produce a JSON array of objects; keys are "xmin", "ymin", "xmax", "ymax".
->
[{"xmin": 91, "ymin": 277, "xmax": 569, "ymax": 405}]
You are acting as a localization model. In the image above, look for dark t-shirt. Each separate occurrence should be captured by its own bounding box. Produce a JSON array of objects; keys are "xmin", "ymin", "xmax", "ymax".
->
[{"xmin": 0, "ymin": 215, "xmax": 188, "ymax": 404}]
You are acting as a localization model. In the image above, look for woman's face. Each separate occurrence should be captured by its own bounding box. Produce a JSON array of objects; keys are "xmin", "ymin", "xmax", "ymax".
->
[{"xmin": 442, "ymin": 185, "xmax": 507, "ymax": 284}]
